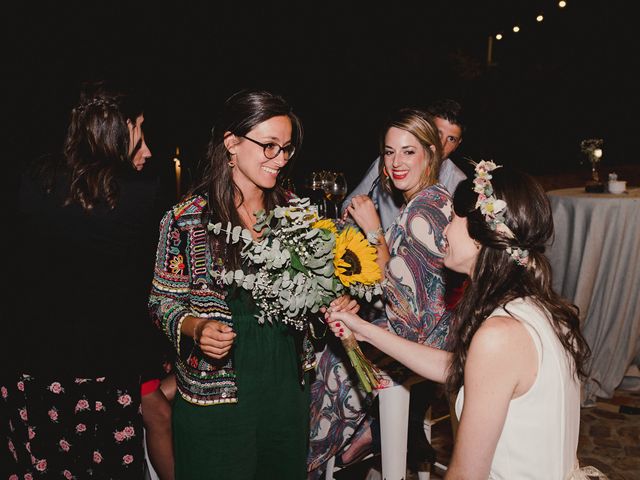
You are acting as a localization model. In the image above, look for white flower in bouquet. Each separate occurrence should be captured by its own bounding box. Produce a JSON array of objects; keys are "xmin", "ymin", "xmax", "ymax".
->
[
  {"xmin": 207, "ymin": 197, "xmax": 382, "ymax": 331},
  {"xmin": 208, "ymin": 197, "xmax": 385, "ymax": 392}
]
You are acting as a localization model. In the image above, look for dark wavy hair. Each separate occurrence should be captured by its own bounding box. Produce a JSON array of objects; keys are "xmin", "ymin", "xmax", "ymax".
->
[
  {"xmin": 193, "ymin": 89, "xmax": 303, "ymax": 270},
  {"xmin": 62, "ymin": 81, "xmax": 144, "ymax": 211},
  {"xmin": 426, "ymin": 98, "xmax": 466, "ymax": 135},
  {"xmin": 446, "ymin": 166, "xmax": 590, "ymax": 392}
]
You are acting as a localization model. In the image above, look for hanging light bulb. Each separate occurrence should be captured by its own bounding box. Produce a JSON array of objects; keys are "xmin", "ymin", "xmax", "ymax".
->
[
  {"xmin": 558, "ymin": 1, "xmax": 567, "ymax": 8},
  {"xmin": 496, "ymin": 33, "xmax": 503, "ymax": 40},
  {"xmin": 536, "ymin": 14, "xmax": 544, "ymax": 22},
  {"xmin": 513, "ymin": 25, "xmax": 520, "ymax": 33}
]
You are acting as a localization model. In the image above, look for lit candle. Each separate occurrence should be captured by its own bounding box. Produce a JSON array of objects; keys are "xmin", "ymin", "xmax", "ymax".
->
[
  {"xmin": 174, "ymin": 147, "xmax": 181, "ymax": 199},
  {"xmin": 593, "ymin": 148, "xmax": 602, "ymax": 159}
]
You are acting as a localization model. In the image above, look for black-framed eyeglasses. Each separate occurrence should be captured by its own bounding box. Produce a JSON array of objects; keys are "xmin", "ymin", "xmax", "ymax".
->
[{"xmin": 241, "ymin": 135, "xmax": 295, "ymax": 160}]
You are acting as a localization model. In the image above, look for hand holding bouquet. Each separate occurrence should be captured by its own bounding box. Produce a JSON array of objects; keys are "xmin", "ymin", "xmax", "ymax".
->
[{"xmin": 208, "ymin": 197, "xmax": 384, "ymax": 391}]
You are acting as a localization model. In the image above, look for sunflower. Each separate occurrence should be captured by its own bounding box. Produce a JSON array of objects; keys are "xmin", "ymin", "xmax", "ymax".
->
[
  {"xmin": 334, "ymin": 227, "xmax": 381, "ymax": 286},
  {"xmin": 312, "ymin": 218, "xmax": 337, "ymax": 234}
]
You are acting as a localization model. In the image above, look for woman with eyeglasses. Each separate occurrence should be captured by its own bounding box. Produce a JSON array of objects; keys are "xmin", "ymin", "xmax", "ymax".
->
[{"xmin": 149, "ymin": 89, "xmax": 314, "ymax": 479}]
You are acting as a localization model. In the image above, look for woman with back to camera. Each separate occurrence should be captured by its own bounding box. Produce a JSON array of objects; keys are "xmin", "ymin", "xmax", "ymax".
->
[
  {"xmin": 327, "ymin": 162, "xmax": 607, "ymax": 479},
  {"xmin": 149, "ymin": 89, "xmax": 348, "ymax": 479},
  {"xmin": 5, "ymin": 81, "xmax": 160, "ymax": 479}
]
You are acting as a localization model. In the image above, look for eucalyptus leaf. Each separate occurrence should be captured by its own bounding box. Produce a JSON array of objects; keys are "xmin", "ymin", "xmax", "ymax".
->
[
  {"xmin": 233, "ymin": 269, "xmax": 244, "ymax": 282},
  {"xmin": 242, "ymin": 274, "xmax": 255, "ymax": 290},
  {"xmin": 304, "ymin": 229, "xmax": 320, "ymax": 240}
]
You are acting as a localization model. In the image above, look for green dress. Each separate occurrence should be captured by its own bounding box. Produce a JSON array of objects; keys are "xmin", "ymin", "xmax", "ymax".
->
[{"xmin": 172, "ymin": 288, "xmax": 311, "ymax": 479}]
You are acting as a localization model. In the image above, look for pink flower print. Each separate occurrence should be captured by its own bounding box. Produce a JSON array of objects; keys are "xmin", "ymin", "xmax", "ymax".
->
[
  {"xmin": 117, "ymin": 394, "xmax": 132, "ymax": 407},
  {"xmin": 74, "ymin": 378, "xmax": 88, "ymax": 384},
  {"xmin": 25, "ymin": 474, "xmax": 33, "ymax": 480},
  {"xmin": 8, "ymin": 439, "xmax": 17, "ymax": 461},
  {"xmin": 123, "ymin": 425, "xmax": 135, "ymax": 438},
  {"xmin": 9, "ymin": 474, "xmax": 18, "ymax": 480},
  {"xmin": 35, "ymin": 459, "xmax": 47, "ymax": 472},
  {"xmin": 122, "ymin": 454, "xmax": 134, "ymax": 465},
  {"xmin": 1, "ymin": 386, "xmax": 8, "ymax": 398},
  {"xmin": 30, "ymin": 454, "xmax": 36, "ymax": 464},
  {"xmin": 47, "ymin": 408, "xmax": 58, "ymax": 422},
  {"xmin": 95, "ymin": 401, "xmax": 104, "ymax": 411},
  {"xmin": 75, "ymin": 423, "xmax": 86, "ymax": 434},
  {"xmin": 63, "ymin": 471, "xmax": 73, "ymax": 480},
  {"xmin": 47, "ymin": 382, "xmax": 63, "ymax": 394},
  {"xmin": 19, "ymin": 408, "xmax": 28, "ymax": 422},
  {"xmin": 74, "ymin": 399, "xmax": 90, "ymax": 413},
  {"xmin": 17, "ymin": 381, "xmax": 24, "ymax": 392},
  {"xmin": 114, "ymin": 430, "xmax": 125, "ymax": 443},
  {"xmin": 9, "ymin": 419, "xmax": 14, "ymax": 432},
  {"xmin": 96, "ymin": 377, "xmax": 106, "ymax": 383},
  {"xmin": 25, "ymin": 442, "xmax": 31, "ymax": 453},
  {"xmin": 59, "ymin": 438, "xmax": 71, "ymax": 452},
  {"xmin": 28, "ymin": 426, "xmax": 35, "ymax": 440},
  {"xmin": 93, "ymin": 450, "xmax": 103, "ymax": 464}
]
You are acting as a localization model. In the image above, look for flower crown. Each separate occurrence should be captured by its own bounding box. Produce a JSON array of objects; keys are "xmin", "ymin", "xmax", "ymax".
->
[{"xmin": 472, "ymin": 160, "xmax": 529, "ymax": 266}]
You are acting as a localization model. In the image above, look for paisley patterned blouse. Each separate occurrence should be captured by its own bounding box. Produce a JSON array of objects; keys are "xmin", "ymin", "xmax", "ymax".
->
[
  {"xmin": 307, "ymin": 183, "xmax": 453, "ymax": 474},
  {"xmin": 383, "ymin": 183, "xmax": 453, "ymax": 348}
]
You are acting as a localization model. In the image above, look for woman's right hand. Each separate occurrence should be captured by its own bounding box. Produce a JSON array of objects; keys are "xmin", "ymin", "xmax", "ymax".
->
[
  {"xmin": 344, "ymin": 194, "xmax": 381, "ymax": 233},
  {"xmin": 195, "ymin": 319, "xmax": 236, "ymax": 359},
  {"xmin": 327, "ymin": 311, "xmax": 370, "ymax": 342}
]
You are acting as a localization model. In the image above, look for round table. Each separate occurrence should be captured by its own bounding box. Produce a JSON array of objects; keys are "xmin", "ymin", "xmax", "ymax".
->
[{"xmin": 546, "ymin": 187, "xmax": 640, "ymax": 405}]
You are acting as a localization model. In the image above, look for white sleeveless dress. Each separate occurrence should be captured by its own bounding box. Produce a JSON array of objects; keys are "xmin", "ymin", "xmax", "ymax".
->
[{"xmin": 455, "ymin": 297, "xmax": 582, "ymax": 479}]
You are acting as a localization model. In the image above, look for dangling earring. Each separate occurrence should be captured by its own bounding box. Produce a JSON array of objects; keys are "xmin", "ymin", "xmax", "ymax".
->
[
  {"xmin": 474, "ymin": 240, "xmax": 481, "ymax": 250},
  {"xmin": 382, "ymin": 166, "xmax": 389, "ymax": 178},
  {"xmin": 228, "ymin": 161, "xmax": 235, "ymax": 168}
]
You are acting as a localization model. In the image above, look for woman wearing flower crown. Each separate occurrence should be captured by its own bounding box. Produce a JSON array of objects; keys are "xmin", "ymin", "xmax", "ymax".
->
[
  {"xmin": 326, "ymin": 163, "xmax": 607, "ymax": 479},
  {"xmin": 308, "ymin": 108, "xmax": 454, "ymax": 475},
  {"xmin": 149, "ymin": 89, "xmax": 327, "ymax": 479}
]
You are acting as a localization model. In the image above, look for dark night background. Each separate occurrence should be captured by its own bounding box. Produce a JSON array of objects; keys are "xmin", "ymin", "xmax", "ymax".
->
[{"xmin": 6, "ymin": 0, "xmax": 638, "ymax": 207}]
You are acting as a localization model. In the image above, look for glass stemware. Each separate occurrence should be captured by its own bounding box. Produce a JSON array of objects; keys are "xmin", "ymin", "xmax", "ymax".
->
[
  {"xmin": 325, "ymin": 172, "xmax": 348, "ymax": 218},
  {"xmin": 308, "ymin": 171, "xmax": 326, "ymax": 217}
]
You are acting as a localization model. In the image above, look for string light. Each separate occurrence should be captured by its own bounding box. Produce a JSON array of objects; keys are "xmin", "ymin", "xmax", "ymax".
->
[{"xmin": 488, "ymin": 3, "xmax": 568, "ymax": 66}]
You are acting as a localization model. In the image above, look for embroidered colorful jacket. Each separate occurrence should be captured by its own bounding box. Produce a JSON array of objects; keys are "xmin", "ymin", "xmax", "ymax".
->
[{"xmin": 149, "ymin": 195, "xmax": 316, "ymax": 406}]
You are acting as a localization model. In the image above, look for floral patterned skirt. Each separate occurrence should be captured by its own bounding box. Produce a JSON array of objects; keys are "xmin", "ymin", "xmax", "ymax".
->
[{"xmin": 2, "ymin": 373, "xmax": 144, "ymax": 479}]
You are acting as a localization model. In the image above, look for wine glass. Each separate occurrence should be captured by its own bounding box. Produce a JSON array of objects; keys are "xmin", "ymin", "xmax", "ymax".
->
[
  {"xmin": 308, "ymin": 171, "xmax": 327, "ymax": 217},
  {"xmin": 325, "ymin": 172, "xmax": 348, "ymax": 218},
  {"xmin": 309, "ymin": 171, "xmax": 322, "ymax": 191}
]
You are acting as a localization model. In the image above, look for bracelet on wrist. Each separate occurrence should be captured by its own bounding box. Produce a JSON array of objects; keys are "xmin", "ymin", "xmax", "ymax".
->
[{"xmin": 366, "ymin": 227, "xmax": 384, "ymax": 246}]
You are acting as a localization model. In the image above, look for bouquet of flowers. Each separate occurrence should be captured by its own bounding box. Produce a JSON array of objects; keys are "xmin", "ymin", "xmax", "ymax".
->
[{"xmin": 207, "ymin": 197, "xmax": 384, "ymax": 392}]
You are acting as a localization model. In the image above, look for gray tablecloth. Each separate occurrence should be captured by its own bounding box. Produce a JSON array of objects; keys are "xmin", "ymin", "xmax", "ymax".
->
[{"xmin": 546, "ymin": 187, "xmax": 640, "ymax": 406}]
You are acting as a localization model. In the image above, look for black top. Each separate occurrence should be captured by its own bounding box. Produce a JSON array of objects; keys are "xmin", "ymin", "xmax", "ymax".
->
[{"xmin": 10, "ymin": 162, "xmax": 164, "ymax": 378}]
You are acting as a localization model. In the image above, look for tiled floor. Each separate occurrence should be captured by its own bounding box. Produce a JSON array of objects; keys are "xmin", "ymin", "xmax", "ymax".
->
[{"xmin": 335, "ymin": 388, "xmax": 640, "ymax": 479}]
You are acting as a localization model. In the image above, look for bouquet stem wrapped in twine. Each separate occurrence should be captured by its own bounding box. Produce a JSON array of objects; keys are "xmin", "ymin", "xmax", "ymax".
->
[{"xmin": 340, "ymin": 333, "xmax": 383, "ymax": 393}]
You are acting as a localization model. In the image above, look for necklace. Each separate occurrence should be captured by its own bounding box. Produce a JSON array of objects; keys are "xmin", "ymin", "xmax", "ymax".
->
[{"xmin": 240, "ymin": 203, "xmax": 261, "ymax": 239}]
